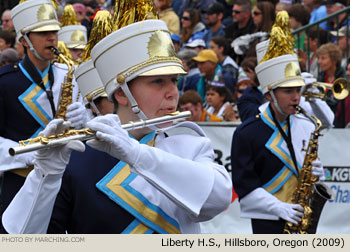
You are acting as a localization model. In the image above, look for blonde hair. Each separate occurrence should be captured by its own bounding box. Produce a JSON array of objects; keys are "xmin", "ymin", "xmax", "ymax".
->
[{"xmin": 317, "ymin": 43, "xmax": 343, "ymax": 67}]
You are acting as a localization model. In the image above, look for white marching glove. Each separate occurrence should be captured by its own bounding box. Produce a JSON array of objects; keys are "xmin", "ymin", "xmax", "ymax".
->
[
  {"xmin": 34, "ymin": 119, "xmax": 85, "ymax": 175},
  {"xmin": 86, "ymin": 114, "xmax": 141, "ymax": 166},
  {"xmin": 272, "ymin": 201, "xmax": 305, "ymax": 224},
  {"xmin": 16, "ymin": 151, "xmax": 36, "ymax": 167},
  {"xmin": 301, "ymin": 72, "xmax": 318, "ymax": 96},
  {"xmin": 66, "ymin": 102, "xmax": 90, "ymax": 129},
  {"xmin": 311, "ymin": 159, "xmax": 325, "ymax": 180}
]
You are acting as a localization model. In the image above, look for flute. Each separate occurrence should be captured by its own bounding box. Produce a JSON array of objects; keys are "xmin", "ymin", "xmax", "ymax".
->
[{"xmin": 9, "ymin": 111, "xmax": 191, "ymax": 156}]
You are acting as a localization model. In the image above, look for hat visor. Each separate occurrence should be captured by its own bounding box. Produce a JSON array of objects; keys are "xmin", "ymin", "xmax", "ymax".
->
[
  {"xmin": 278, "ymin": 79, "xmax": 305, "ymax": 88},
  {"xmin": 139, "ymin": 65, "xmax": 187, "ymax": 76},
  {"xmin": 330, "ymin": 31, "xmax": 345, "ymax": 37},
  {"xmin": 31, "ymin": 24, "xmax": 61, "ymax": 33},
  {"xmin": 192, "ymin": 56, "xmax": 208, "ymax": 62},
  {"xmin": 66, "ymin": 43, "xmax": 86, "ymax": 49}
]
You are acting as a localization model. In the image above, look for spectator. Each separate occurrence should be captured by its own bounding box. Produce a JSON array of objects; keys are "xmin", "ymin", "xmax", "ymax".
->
[
  {"xmin": 302, "ymin": 0, "xmax": 328, "ymax": 30},
  {"xmin": 252, "ymin": 1, "xmax": 275, "ymax": 33},
  {"xmin": 317, "ymin": 42, "xmax": 346, "ymax": 119},
  {"xmin": 210, "ymin": 36, "xmax": 239, "ymax": 80},
  {"xmin": 240, "ymin": 56, "xmax": 259, "ymax": 85},
  {"xmin": 330, "ymin": 26, "xmax": 350, "ymax": 69},
  {"xmin": 0, "ymin": 30, "xmax": 16, "ymax": 52},
  {"xmin": 171, "ymin": 33, "xmax": 181, "ymax": 53},
  {"xmin": 0, "ymin": 48, "xmax": 20, "ymax": 67},
  {"xmin": 177, "ymin": 49, "xmax": 201, "ymax": 95},
  {"xmin": 192, "ymin": 49, "xmax": 236, "ymax": 105},
  {"xmin": 299, "ymin": 26, "xmax": 329, "ymax": 77},
  {"xmin": 206, "ymin": 83, "xmax": 234, "ymax": 120},
  {"xmin": 184, "ymin": 38, "xmax": 206, "ymax": 53},
  {"xmin": 179, "ymin": 90, "xmax": 223, "ymax": 122},
  {"xmin": 202, "ymin": 2, "xmax": 226, "ymax": 48},
  {"xmin": 180, "ymin": 8, "xmax": 206, "ymax": 44},
  {"xmin": 325, "ymin": 0, "xmax": 350, "ymax": 30},
  {"xmin": 73, "ymin": 3, "xmax": 92, "ymax": 36},
  {"xmin": 179, "ymin": 0, "xmax": 216, "ymax": 21},
  {"xmin": 14, "ymin": 40, "xmax": 25, "ymax": 60},
  {"xmin": 154, "ymin": 0, "xmax": 180, "ymax": 35},
  {"xmin": 223, "ymin": 76, "xmax": 257, "ymax": 122},
  {"xmin": 275, "ymin": 2, "xmax": 290, "ymax": 14},
  {"xmin": 224, "ymin": 0, "xmax": 255, "ymax": 42},
  {"xmin": 1, "ymin": 10, "xmax": 14, "ymax": 32},
  {"xmin": 287, "ymin": 4, "xmax": 311, "ymax": 52}
]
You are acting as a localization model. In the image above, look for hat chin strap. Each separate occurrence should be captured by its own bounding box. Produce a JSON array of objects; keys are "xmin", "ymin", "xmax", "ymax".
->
[
  {"xmin": 269, "ymin": 89, "xmax": 287, "ymax": 117},
  {"xmin": 118, "ymin": 81, "xmax": 159, "ymax": 131},
  {"xmin": 23, "ymin": 33, "xmax": 46, "ymax": 61},
  {"xmin": 90, "ymin": 101, "xmax": 101, "ymax": 116}
]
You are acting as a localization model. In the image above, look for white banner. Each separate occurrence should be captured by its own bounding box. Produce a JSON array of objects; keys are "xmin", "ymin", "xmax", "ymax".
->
[{"xmin": 196, "ymin": 123, "xmax": 350, "ymax": 234}]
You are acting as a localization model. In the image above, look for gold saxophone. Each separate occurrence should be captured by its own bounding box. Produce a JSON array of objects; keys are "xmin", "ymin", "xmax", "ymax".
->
[
  {"xmin": 284, "ymin": 105, "xmax": 333, "ymax": 234},
  {"xmin": 51, "ymin": 47, "xmax": 75, "ymax": 120}
]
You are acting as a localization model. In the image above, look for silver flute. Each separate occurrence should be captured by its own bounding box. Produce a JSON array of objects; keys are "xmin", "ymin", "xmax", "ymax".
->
[{"xmin": 9, "ymin": 111, "xmax": 191, "ymax": 156}]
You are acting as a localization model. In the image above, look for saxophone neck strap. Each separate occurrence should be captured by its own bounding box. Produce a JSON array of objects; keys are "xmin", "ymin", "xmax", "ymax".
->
[
  {"xmin": 269, "ymin": 104, "xmax": 299, "ymax": 176},
  {"xmin": 22, "ymin": 55, "xmax": 56, "ymax": 116}
]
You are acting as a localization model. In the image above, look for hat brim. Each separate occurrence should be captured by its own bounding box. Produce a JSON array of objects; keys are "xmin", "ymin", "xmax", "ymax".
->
[
  {"xmin": 31, "ymin": 24, "xmax": 61, "ymax": 33},
  {"xmin": 66, "ymin": 43, "xmax": 86, "ymax": 49},
  {"xmin": 192, "ymin": 56, "xmax": 217, "ymax": 63},
  {"xmin": 330, "ymin": 31, "xmax": 345, "ymax": 37},
  {"xmin": 273, "ymin": 79, "xmax": 305, "ymax": 90},
  {"xmin": 139, "ymin": 65, "xmax": 187, "ymax": 76}
]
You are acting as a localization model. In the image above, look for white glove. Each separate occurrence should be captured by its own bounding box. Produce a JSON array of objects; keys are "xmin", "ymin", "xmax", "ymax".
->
[
  {"xmin": 311, "ymin": 159, "xmax": 325, "ymax": 180},
  {"xmin": 34, "ymin": 119, "xmax": 85, "ymax": 175},
  {"xmin": 86, "ymin": 114, "xmax": 141, "ymax": 166},
  {"xmin": 272, "ymin": 201, "xmax": 305, "ymax": 224},
  {"xmin": 15, "ymin": 151, "xmax": 36, "ymax": 167},
  {"xmin": 66, "ymin": 102, "xmax": 90, "ymax": 129},
  {"xmin": 301, "ymin": 72, "xmax": 318, "ymax": 96}
]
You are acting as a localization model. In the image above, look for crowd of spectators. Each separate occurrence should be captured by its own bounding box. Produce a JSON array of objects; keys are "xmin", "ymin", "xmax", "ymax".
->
[{"xmin": 1, "ymin": 0, "xmax": 350, "ymax": 126}]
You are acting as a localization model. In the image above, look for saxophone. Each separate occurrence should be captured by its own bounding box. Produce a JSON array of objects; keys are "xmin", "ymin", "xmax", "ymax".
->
[
  {"xmin": 51, "ymin": 47, "xmax": 75, "ymax": 120},
  {"xmin": 284, "ymin": 105, "xmax": 333, "ymax": 234}
]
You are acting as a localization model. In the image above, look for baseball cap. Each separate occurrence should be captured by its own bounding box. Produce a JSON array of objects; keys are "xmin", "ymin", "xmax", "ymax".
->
[
  {"xmin": 325, "ymin": 0, "xmax": 346, "ymax": 6},
  {"xmin": 171, "ymin": 33, "xmax": 181, "ymax": 44},
  {"xmin": 185, "ymin": 39, "xmax": 206, "ymax": 48},
  {"xmin": 192, "ymin": 49, "xmax": 218, "ymax": 63},
  {"xmin": 330, "ymin": 26, "xmax": 350, "ymax": 37},
  {"xmin": 205, "ymin": 2, "xmax": 224, "ymax": 15}
]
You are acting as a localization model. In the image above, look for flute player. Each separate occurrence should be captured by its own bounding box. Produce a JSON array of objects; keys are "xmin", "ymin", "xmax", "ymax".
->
[{"xmin": 1, "ymin": 0, "xmax": 232, "ymax": 234}]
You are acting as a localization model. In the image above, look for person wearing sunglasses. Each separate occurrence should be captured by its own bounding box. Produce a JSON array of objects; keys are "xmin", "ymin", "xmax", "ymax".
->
[
  {"xmin": 224, "ymin": 0, "xmax": 255, "ymax": 43},
  {"xmin": 180, "ymin": 8, "xmax": 206, "ymax": 45}
]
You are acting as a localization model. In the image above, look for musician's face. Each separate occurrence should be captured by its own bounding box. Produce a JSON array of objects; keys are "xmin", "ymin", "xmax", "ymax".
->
[
  {"xmin": 128, "ymin": 75, "xmax": 179, "ymax": 119},
  {"xmin": 23, "ymin": 31, "xmax": 58, "ymax": 60},
  {"xmin": 267, "ymin": 86, "xmax": 301, "ymax": 120}
]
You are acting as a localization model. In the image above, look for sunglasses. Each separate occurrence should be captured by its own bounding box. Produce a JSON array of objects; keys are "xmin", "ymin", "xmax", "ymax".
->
[
  {"xmin": 181, "ymin": 16, "xmax": 191, "ymax": 21},
  {"xmin": 232, "ymin": 10, "xmax": 242, "ymax": 14},
  {"xmin": 252, "ymin": 11, "xmax": 262, "ymax": 16},
  {"xmin": 237, "ymin": 89, "xmax": 246, "ymax": 94}
]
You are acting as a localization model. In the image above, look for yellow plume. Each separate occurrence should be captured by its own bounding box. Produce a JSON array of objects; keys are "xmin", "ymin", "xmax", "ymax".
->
[
  {"xmin": 61, "ymin": 4, "xmax": 80, "ymax": 26},
  {"xmin": 81, "ymin": 10, "xmax": 113, "ymax": 62}
]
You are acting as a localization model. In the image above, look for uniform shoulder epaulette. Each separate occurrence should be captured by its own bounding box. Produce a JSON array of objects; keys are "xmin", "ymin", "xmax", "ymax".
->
[
  {"xmin": 238, "ymin": 114, "xmax": 261, "ymax": 131},
  {"xmin": 0, "ymin": 63, "xmax": 20, "ymax": 77}
]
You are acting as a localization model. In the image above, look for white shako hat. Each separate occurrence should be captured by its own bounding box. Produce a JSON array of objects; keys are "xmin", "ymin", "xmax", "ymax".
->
[
  {"xmin": 75, "ymin": 59, "xmax": 106, "ymax": 106},
  {"xmin": 91, "ymin": 19, "xmax": 186, "ymax": 102},
  {"xmin": 58, "ymin": 25, "xmax": 87, "ymax": 49},
  {"xmin": 255, "ymin": 54, "xmax": 304, "ymax": 94},
  {"xmin": 256, "ymin": 39, "xmax": 270, "ymax": 64},
  {"xmin": 11, "ymin": 0, "xmax": 60, "ymax": 40}
]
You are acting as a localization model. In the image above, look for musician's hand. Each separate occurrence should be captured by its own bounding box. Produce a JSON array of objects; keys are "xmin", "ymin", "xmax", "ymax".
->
[
  {"xmin": 311, "ymin": 159, "xmax": 325, "ymax": 180},
  {"xmin": 66, "ymin": 102, "xmax": 91, "ymax": 129},
  {"xmin": 34, "ymin": 119, "xmax": 85, "ymax": 175},
  {"xmin": 273, "ymin": 201, "xmax": 304, "ymax": 224},
  {"xmin": 86, "ymin": 114, "xmax": 140, "ymax": 166}
]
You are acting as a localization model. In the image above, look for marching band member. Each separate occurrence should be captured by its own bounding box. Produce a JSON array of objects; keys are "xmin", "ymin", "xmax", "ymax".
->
[
  {"xmin": 231, "ymin": 12, "xmax": 326, "ymax": 234},
  {"xmin": 2, "ymin": 1, "xmax": 232, "ymax": 234},
  {"xmin": 0, "ymin": 0, "xmax": 88, "ymax": 233}
]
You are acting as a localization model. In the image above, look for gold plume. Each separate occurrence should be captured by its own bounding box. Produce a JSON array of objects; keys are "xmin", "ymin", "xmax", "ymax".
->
[
  {"xmin": 260, "ymin": 11, "xmax": 295, "ymax": 63},
  {"xmin": 81, "ymin": 10, "xmax": 113, "ymax": 62},
  {"xmin": 56, "ymin": 41, "xmax": 74, "ymax": 64},
  {"xmin": 113, "ymin": 0, "xmax": 158, "ymax": 31},
  {"xmin": 61, "ymin": 4, "xmax": 80, "ymax": 26}
]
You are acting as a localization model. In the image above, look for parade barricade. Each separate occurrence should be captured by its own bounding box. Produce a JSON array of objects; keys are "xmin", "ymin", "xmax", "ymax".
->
[{"xmin": 194, "ymin": 122, "xmax": 350, "ymax": 234}]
